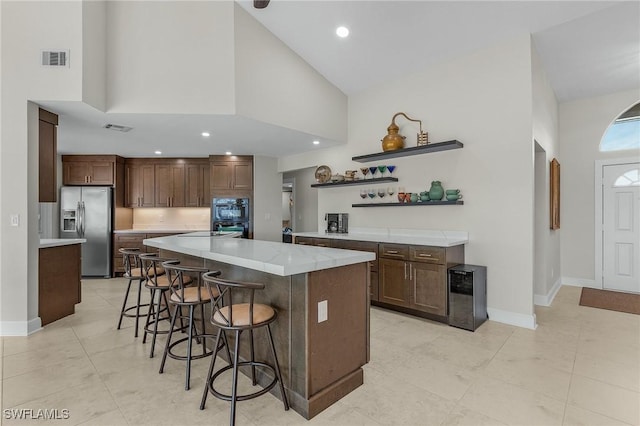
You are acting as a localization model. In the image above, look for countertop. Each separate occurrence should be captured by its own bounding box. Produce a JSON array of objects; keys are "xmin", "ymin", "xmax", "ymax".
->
[
  {"xmin": 292, "ymin": 227, "xmax": 468, "ymax": 247},
  {"xmin": 40, "ymin": 238, "xmax": 86, "ymax": 248},
  {"xmin": 113, "ymin": 229, "xmax": 208, "ymax": 234},
  {"xmin": 143, "ymin": 234, "xmax": 375, "ymax": 276}
]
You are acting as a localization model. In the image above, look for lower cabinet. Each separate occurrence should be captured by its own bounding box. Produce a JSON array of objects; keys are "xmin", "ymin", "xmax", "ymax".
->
[
  {"xmin": 379, "ymin": 258, "xmax": 411, "ymax": 308},
  {"xmin": 112, "ymin": 232, "xmax": 178, "ymax": 276}
]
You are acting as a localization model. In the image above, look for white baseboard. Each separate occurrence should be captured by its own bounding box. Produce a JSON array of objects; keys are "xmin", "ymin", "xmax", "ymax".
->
[
  {"xmin": 0, "ymin": 317, "xmax": 42, "ymax": 336},
  {"xmin": 487, "ymin": 308, "xmax": 537, "ymax": 330},
  {"xmin": 534, "ymin": 278, "xmax": 562, "ymax": 307},
  {"xmin": 562, "ymin": 277, "xmax": 599, "ymax": 289}
]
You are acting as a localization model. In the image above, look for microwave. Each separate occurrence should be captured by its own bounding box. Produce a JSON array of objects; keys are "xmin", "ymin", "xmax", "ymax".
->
[{"xmin": 326, "ymin": 213, "xmax": 348, "ymax": 233}]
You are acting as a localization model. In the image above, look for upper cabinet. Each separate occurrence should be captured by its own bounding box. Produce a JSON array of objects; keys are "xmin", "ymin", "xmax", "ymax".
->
[
  {"xmin": 185, "ymin": 160, "xmax": 210, "ymax": 207},
  {"xmin": 62, "ymin": 155, "xmax": 125, "ymax": 207},
  {"xmin": 210, "ymin": 155, "xmax": 253, "ymax": 192},
  {"xmin": 124, "ymin": 158, "xmax": 210, "ymax": 208},
  {"xmin": 39, "ymin": 109, "xmax": 58, "ymax": 203},
  {"xmin": 155, "ymin": 163, "xmax": 185, "ymax": 207},
  {"xmin": 125, "ymin": 161, "xmax": 156, "ymax": 208},
  {"xmin": 62, "ymin": 155, "xmax": 118, "ymax": 185}
]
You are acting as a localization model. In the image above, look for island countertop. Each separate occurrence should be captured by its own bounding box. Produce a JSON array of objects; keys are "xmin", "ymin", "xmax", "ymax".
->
[
  {"xmin": 143, "ymin": 234, "xmax": 375, "ymax": 276},
  {"xmin": 293, "ymin": 227, "xmax": 468, "ymax": 247}
]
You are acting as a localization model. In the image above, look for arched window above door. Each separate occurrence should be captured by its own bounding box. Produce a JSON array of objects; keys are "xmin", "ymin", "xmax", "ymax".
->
[
  {"xmin": 614, "ymin": 168, "xmax": 640, "ymax": 187},
  {"xmin": 600, "ymin": 102, "xmax": 640, "ymax": 152}
]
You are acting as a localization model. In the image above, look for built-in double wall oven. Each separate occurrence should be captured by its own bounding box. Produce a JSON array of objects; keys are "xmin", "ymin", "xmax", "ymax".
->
[{"xmin": 211, "ymin": 197, "xmax": 250, "ymax": 238}]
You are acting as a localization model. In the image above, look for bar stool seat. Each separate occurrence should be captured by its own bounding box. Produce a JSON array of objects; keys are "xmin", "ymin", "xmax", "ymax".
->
[
  {"xmin": 159, "ymin": 261, "xmax": 224, "ymax": 390},
  {"xmin": 200, "ymin": 273, "xmax": 289, "ymax": 425}
]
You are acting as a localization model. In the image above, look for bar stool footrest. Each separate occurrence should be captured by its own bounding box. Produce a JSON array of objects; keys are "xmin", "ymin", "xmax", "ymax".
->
[
  {"xmin": 166, "ymin": 336, "xmax": 213, "ymax": 361},
  {"xmin": 208, "ymin": 361, "xmax": 278, "ymax": 402},
  {"xmin": 121, "ymin": 303, "xmax": 151, "ymax": 318}
]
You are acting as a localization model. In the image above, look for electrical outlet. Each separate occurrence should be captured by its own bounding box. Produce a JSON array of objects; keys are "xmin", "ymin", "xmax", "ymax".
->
[
  {"xmin": 318, "ymin": 300, "xmax": 328, "ymax": 323},
  {"xmin": 10, "ymin": 214, "xmax": 19, "ymax": 227}
]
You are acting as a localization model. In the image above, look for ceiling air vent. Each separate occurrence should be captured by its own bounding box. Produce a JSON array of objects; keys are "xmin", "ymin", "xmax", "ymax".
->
[
  {"xmin": 41, "ymin": 50, "xmax": 69, "ymax": 67},
  {"xmin": 104, "ymin": 124, "xmax": 133, "ymax": 132}
]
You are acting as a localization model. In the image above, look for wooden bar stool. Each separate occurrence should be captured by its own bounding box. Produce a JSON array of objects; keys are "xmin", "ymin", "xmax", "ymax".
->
[
  {"xmin": 199, "ymin": 273, "xmax": 289, "ymax": 425},
  {"xmin": 159, "ymin": 261, "xmax": 222, "ymax": 390},
  {"xmin": 117, "ymin": 248, "xmax": 163, "ymax": 337},
  {"xmin": 138, "ymin": 253, "xmax": 189, "ymax": 358}
]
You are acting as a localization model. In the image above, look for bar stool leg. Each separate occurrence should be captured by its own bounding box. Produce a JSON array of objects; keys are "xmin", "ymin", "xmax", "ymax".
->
[
  {"xmin": 200, "ymin": 304, "xmax": 207, "ymax": 354},
  {"xmin": 249, "ymin": 329, "xmax": 256, "ymax": 385},
  {"xmin": 267, "ymin": 324, "xmax": 290, "ymax": 411},
  {"xmin": 142, "ymin": 288, "xmax": 156, "ymax": 344},
  {"xmin": 134, "ymin": 278, "xmax": 144, "ymax": 338},
  {"xmin": 149, "ymin": 291, "xmax": 169, "ymax": 358},
  {"xmin": 200, "ymin": 328, "xmax": 224, "ymax": 410},
  {"xmin": 117, "ymin": 279, "xmax": 133, "ymax": 330},
  {"xmin": 185, "ymin": 305, "xmax": 195, "ymax": 390},
  {"xmin": 159, "ymin": 304, "xmax": 179, "ymax": 374},
  {"xmin": 230, "ymin": 329, "xmax": 242, "ymax": 426}
]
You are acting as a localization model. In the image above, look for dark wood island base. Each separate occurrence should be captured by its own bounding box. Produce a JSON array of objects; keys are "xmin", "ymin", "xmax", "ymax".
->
[{"xmin": 161, "ymin": 249, "xmax": 370, "ymax": 420}]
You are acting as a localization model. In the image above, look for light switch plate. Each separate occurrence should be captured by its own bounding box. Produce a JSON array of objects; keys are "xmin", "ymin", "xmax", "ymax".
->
[{"xmin": 318, "ymin": 300, "xmax": 328, "ymax": 323}]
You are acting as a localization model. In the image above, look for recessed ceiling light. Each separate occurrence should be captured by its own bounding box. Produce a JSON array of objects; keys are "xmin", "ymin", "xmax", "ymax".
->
[
  {"xmin": 201, "ymin": 132, "xmax": 210, "ymax": 137},
  {"xmin": 225, "ymin": 151, "xmax": 232, "ymax": 155},
  {"xmin": 154, "ymin": 150, "xmax": 162, "ymax": 155},
  {"xmin": 336, "ymin": 26, "xmax": 349, "ymax": 38},
  {"xmin": 313, "ymin": 140, "xmax": 320, "ymax": 145}
]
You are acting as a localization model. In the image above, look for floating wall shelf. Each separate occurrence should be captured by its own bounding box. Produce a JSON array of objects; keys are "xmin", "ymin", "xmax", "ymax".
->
[
  {"xmin": 352, "ymin": 200, "xmax": 464, "ymax": 207},
  {"xmin": 311, "ymin": 177, "xmax": 398, "ymax": 188},
  {"xmin": 352, "ymin": 140, "xmax": 463, "ymax": 163}
]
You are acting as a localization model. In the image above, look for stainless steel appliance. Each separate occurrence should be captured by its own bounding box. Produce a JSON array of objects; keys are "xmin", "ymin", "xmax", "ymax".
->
[
  {"xmin": 60, "ymin": 186, "xmax": 113, "ymax": 277},
  {"xmin": 448, "ymin": 264, "xmax": 487, "ymax": 331},
  {"xmin": 325, "ymin": 213, "xmax": 348, "ymax": 233},
  {"xmin": 211, "ymin": 197, "xmax": 250, "ymax": 238}
]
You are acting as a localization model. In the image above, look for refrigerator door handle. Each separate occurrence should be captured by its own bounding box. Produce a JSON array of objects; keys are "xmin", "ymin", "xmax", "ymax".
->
[
  {"xmin": 76, "ymin": 202, "xmax": 81, "ymax": 235},
  {"xmin": 81, "ymin": 201, "xmax": 86, "ymax": 237}
]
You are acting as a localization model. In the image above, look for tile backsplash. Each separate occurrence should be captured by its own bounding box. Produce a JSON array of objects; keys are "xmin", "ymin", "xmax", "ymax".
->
[{"xmin": 132, "ymin": 208, "xmax": 210, "ymax": 230}]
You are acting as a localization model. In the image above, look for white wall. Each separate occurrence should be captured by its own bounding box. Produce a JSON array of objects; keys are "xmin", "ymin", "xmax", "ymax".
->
[
  {"xmin": 280, "ymin": 35, "xmax": 537, "ymax": 328},
  {"xmin": 233, "ymin": 3, "xmax": 347, "ymax": 144},
  {"xmin": 253, "ymin": 156, "xmax": 283, "ymax": 242},
  {"xmin": 1, "ymin": 1, "xmax": 84, "ymax": 335},
  {"xmin": 559, "ymin": 89, "xmax": 640, "ymax": 285},
  {"xmin": 531, "ymin": 43, "xmax": 561, "ymax": 305},
  {"xmin": 106, "ymin": 1, "xmax": 235, "ymax": 114},
  {"xmin": 82, "ymin": 0, "xmax": 106, "ymax": 111}
]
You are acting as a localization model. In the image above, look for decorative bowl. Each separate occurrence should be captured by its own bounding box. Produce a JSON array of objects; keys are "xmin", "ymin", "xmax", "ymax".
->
[{"xmin": 314, "ymin": 165, "xmax": 332, "ymax": 183}]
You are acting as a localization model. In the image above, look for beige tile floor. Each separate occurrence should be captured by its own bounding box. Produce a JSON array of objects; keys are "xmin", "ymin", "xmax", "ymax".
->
[{"xmin": 1, "ymin": 280, "xmax": 639, "ymax": 426}]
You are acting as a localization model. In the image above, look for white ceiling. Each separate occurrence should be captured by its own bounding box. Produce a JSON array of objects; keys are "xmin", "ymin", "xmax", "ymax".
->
[{"xmin": 48, "ymin": 0, "xmax": 640, "ymax": 158}]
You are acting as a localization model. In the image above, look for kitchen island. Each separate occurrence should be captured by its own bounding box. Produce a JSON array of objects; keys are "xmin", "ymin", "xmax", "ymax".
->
[
  {"xmin": 39, "ymin": 238, "xmax": 85, "ymax": 326},
  {"xmin": 143, "ymin": 233, "xmax": 375, "ymax": 420}
]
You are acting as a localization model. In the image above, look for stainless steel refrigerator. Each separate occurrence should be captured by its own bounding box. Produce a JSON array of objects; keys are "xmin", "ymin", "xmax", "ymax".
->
[{"xmin": 60, "ymin": 186, "xmax": 112, "ymax": 277}]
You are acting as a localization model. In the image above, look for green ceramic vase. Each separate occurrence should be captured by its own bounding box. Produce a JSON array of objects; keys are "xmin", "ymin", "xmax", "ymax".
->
[{"xmin": 429, "ymin": 181, "xmax": 444, "ymax": 201}]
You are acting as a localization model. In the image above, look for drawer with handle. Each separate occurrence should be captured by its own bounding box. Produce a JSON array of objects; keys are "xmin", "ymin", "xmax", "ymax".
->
[
  {"xmin": 409, "ymin": 246, "xmax": 445, "ymax": 264},
  {"xmin": 378, "ymin": 243, "xmax": 408, "ymax": 260}
]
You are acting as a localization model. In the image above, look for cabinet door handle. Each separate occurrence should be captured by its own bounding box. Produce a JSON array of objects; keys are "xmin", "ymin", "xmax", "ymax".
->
[
  {"xmin": 418, "ymin": 253, "xmax": 432, "ymax": 257},
  {"xmin": 387, "ymin": 250, "xmax": 399, "ymax": 254},
  {"xmin": 409, "ymin": 263, "xmax": 413, "ymax": 280},
  {"xmin": 404, "ymin": 262, "xmax": 408, "ymax": 280}
]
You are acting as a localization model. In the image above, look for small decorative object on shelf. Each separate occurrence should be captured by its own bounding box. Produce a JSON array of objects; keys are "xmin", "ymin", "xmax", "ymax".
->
[
  {"xmin": 445, "ymin": 189, "xmax": 462, "ymax": 201},
  {"xmin": 429, "ymin": 181, "xmax": 444, "ymax": 201},
  {"xmin": 381, "ymin": 112, "xmax": 428, "ymax": 152},
  {"xmin": 314, "ymin": 165, "xmax": 332, "ymax": 183}
]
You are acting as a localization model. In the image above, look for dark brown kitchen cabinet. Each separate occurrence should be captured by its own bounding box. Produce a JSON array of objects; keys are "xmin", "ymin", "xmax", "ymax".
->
[
  {"xmin": 378, "ymin": 243, "xmax": 463, "ymax": 319},
  {"xmin": 210, "ymin": 155, "xmax": 253, "ymax": 191},
  {"xmin": 185, "ymin": 161, "xmax": 210, "ymax": 207},
  {"xmin": 112, "ymin": 232, "xmax": 178, "ymax": 276},
  {"xmin": 125, "ymin": 162, "xmax": 155, "ymax": 207},
  {"xmin": 39, "ymin": 108, "xmax": 58, "ymax": 202},
  {"xmin": 294, "ymin": 236, "xmax": 330, "ymax": 246},
  {"xmin": 62, "ymin": 155, "xmax": 116, "ymax": 185},
  {"xmin": 155, "ymin": 163, "xmax": 185, "ymax": 207}
]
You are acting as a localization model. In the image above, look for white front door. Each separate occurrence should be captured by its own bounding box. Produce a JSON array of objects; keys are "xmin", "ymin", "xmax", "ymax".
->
[{"xmin": 603, "ymin": 162, "xmax": 640, "ymax": 293}]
